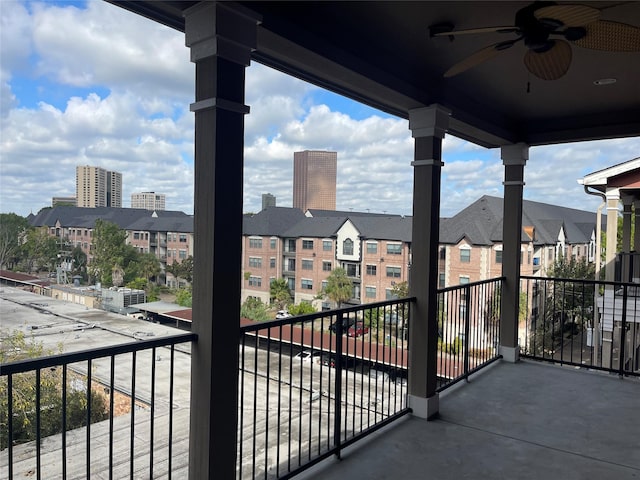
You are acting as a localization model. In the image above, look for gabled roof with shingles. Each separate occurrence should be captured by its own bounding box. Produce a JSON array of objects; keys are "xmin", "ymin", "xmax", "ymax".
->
[
  {"xmin": 242, "ymin": 206, "xmax": 307, "ymax": 236},
  {"xmin": 440, "ymin": 195, "xmax": 599, "ymax": 246},
  {"xmin": 29, "ymin": 206, "xmax": 190, "ymax": 231},
  {"xmin": 282, "ymin": 216, "xmax": 347, "ymax": 238}
]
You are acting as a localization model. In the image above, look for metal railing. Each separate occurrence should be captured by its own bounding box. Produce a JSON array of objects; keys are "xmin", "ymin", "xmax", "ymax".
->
[
  {"xmin": 521, "ymin": 276, "xmax": 640, "ymax": 377},
  {"xmin": 0, "ymin": 332, "xmax": 196, "ymax": 480},
  {"xmin": 237, "ymin": 298, "xmax": 412, "ymax": 479},
  {"xmin": 436, "ymin": 278, "xmax": 503, "ymax": 392}
]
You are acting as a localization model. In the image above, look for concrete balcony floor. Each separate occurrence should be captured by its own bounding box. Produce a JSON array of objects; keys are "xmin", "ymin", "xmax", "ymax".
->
[{"xmin": 303, "ymin": 360, "xmax": 640, "ymax": 480}]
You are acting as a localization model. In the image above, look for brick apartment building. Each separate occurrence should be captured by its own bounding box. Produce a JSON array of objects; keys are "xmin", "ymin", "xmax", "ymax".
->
[{"xmin": 28, "ymin": 196, "xmax": 599, "ymax": 307}]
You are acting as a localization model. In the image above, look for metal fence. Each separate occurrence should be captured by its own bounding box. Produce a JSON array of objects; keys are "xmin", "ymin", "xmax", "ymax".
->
[
  {"xmin": 436, "ymin": 278, "xmax": 503, "ymax": 392},
  {"xmin": 520, "ymin": 276, "xmax": 640, "ymax": 377},
  {"xmin": 237, "ymin": 298, "xmax": 412, "ymax": 479},
  {"xmin": 0, "ymin": 333, "xmax": 196, "ymax": 480}
]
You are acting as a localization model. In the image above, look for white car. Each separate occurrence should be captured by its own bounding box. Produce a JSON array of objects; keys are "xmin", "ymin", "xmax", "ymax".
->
[
  {"xmin": 294, "ymin": 350, "xmax": 320, "ymax": 363},
  {"xmin": 275, "ymin": 310, "xmax": 292, "ymax": 319}
]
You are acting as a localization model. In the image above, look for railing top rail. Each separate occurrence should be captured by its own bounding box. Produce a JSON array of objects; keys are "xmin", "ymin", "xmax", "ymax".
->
[
  {"xmin": 437, "ymin": 276, "xmax": 504, "ymax": 294},
  {"xmin": 521, "ymin": 275, "xmax": 640, "ymax": 288},
  {"xmin": 0, "ymin": 332, "xmax": 197, "ymax": 375},
  {"xmin": 240, "ymin": 297, "xmax": 415, "ymax": 333}
]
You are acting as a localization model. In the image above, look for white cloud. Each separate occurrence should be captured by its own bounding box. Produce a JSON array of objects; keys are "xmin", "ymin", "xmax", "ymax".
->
[{"xmin": 1, "ymin": 0, "xmax": 638, "ymax": 223}]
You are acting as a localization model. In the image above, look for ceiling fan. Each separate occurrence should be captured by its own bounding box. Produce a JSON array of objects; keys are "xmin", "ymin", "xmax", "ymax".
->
[{"xmin": 431, "ymin": 1, "xmax": 640, "ymax": 80}]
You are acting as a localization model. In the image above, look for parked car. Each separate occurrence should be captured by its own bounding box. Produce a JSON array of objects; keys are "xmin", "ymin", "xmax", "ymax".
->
[
  {"xmin": 329, "ymin": 317, "xmax": 356, "ymax": 334},
  {"xmin": 275, "ymin": 310, "xmax": 292, "ymax": 319},
  {"xmin": 347, "ymin": 321, "xmax": 369, "ymax": 337}
]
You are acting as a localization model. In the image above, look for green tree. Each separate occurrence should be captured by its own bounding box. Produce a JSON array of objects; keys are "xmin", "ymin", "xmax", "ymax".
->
[
  {"xmin": 269, "ymin": 278, "xmax": 292, "ymax": 309},
  {"xmin": 0, "ymin": 213, "xmax": 30, "ymax": 270},
  {"xmin": 320, "ymin": 267, "xmax": 353, "ymax": 307},
  {"xmin": 22, "ymin": 228, "xmax": 59, "ymax": 273},
  {"xmin": 175, "ymin": 286, "xmax": 192, "ymax": 307},
  {"xmin": 530, "ymin": 256, "xmax": 596, "ymax": 355},
  {"xmin": 287, "ymin": 301, "xmax": 315, "ymax": 316},
  {"xmin": 70, "ymin": 245, "xmax": 88, "ymax": 280},
  {"xmin": 390, "ymin": 281, "xmax": 409, "ymax": 298},
  {"xmin": 0, "ymin": 331, "xmax": 108, "ymax": 449},
  {"xmin": 89, "ymin": 220, "xmax": 139, "ymax": 286},
  {"xmin": 240, "ymin": 297, "xmax": 270, "ymax": 322},
  {"xmin": 166, "ymin": 256, "xmax": 194, "ymax": 285}
]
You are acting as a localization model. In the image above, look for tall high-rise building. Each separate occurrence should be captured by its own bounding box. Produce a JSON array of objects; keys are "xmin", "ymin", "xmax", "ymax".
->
[
  {"xmin": 76, "ymin": 166, "xmax": 122, "ymax": 208},
  {"xmin": 131, "ymin": 192, "xmax": 166, "ymax": 211},
  {"xmin": 293, "ymin": 150, "xmax": 337, "ymax": 211},
  {"xmin": 262, "ymin": 193, "xmax": 276, "ymax": 210}
]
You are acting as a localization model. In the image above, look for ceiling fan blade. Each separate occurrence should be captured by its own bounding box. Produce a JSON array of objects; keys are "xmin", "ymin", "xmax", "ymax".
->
[
  {"xmin": 573, "ymin": 20, "xmax": 640, "ymax": 51},
  {"xmin": 534, "ymin": 4, "xmax": 600, "ymax": 27},
  {"xmin": 524, "ymin": 40, "xmax": 572, "ymax": 80},
  {"xmin": 434, "ymin": 26, "xmax": 518, "ymax": 37},
  {"xmin": 444, "ymin": 41, "xmax": 515, "ymax": 77}
]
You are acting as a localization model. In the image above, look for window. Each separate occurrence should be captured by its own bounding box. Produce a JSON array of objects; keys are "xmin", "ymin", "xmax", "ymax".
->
[
  {"xmin": 323, "ymin": 240, "xmax": 332, "ymax": 251},
  {"xmin": 366, "ymin": 242, "xmax": 378, "ymax": 254},
  {"xmin": 495, "ymin": 250, "xmax": 503, "ymax": 264},
  {"xmin": 366, "ymin": 264, "xmax": 377, "ymax": 276},
  {"xmin": 179, "ymin": 249, "xmax": 187, "ymax": 259},
  {"xmin": 179, "ymin": 234, "xmax": 187, "ymax": 243},
  {"xmin": 460, "ymin": 248, "xmax": 471, "ymax": 263},
  {"xmin": 548, "ymin": 247, "xmax": 554, "ymax": 261},
  {"xmin": 321, "ymin": 280, "xmax": 328, "ymax": 290},
  {"xmin": 302, "ymin": 259, "xmax": 313, "ymax": 270},
  {"xmin": 286, "ymin": 239, "xmax": 296, "ymax": 252},
  {"xmin": 287, "ymin": 277, "xmax": 295, "ymax": 290},
  {"xmin": 385, "ymin": 288, "xmax": 396, "ymax": 300},
  {"xmin": 248, "ymin": 276, "xmax": 262, "ymax": 287},
  {"xmin": 133, "ymin": 232, "xmax": 140, "ymax": 240},
  {"xmin": 387, "ymin": 243, "xmax": 402, "ymax": 255},
  {"xmin": 365, "ymin": 286, "xmax": 376, "ymax": 299},
  {"xmin": 439, "ymin": 272, "xmax": 445, "ymax": 288},
  {"xmin": 287, "ymin": 258, "xmax": 295, "ymax": 271},
  {"xmin": 343, "ymin": 263, "xmax": 359, "ymax": 277},
  {"xmin": 249, "ymin": 257, "xmax": 262, "ymax": 268},
  {"xmin": 343, "ymin": 238, "xmax": 354, "ymax": 255},
  {"xmin": 386, "ymin": 266, "xmax": 401, "ymax": 278},
  {"xmin": 269, "ymin": 257, "xmax": 276, "ymax": 268},
  {"xmin": 249, "ymin": 237, "xmax": 262, "ymax": 248},
  {"xmin": 301, "ymin": 279, "xmax": 313, "ymax": 290},
  {"xmin": 439, "ymin": 247, "xmax": 446, "ymax": 260},
  {"xmin": 270, "ymin": 238, "xmax": 277, "ymax": 249},
  {"xmin": 528, "ymin": 250, "xmax": 532, "ymax": 264},
  {"xmin": 302, "ymin": 239, "xmax": 314, "ymax": 250},
  {"xmin": 459, "ymin": 276, "xmax": 470, "ymax": 284},
  {"xmin": 322, "ymin": 261, "xmax": 332, "ymax": 272}
]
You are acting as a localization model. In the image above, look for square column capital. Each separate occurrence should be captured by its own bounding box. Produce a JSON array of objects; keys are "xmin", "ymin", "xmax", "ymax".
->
[
  {"xmin": 184, "ymin": 2, "xmax": 261, "ymax": 65},
  {"xmin": 408, "ymin": 105, "xmax": 451, "ymax": 139},
  {"xmin": 501, "ymin": 143, "xmax": 529, "ymax": 166}
]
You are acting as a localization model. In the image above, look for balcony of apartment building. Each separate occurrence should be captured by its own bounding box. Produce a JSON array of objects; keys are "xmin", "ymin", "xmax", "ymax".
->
[
  {"xmin": 2, "ymin": 274, "xmax": 639, "ymax": 479},
  {"xmin": 4, "ymin": 1, "xmax": 638, "ymax": 479}
]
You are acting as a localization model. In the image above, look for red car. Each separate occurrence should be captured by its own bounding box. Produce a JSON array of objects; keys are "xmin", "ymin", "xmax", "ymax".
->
[{"xmin": 347, "ymin": 321, "xmax": 369, "ymax": 337}]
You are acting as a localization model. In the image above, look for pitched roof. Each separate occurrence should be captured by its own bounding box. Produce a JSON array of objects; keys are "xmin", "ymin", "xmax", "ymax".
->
[
  {"xmin": 242, "ymin": 206, "xmax": 307, "ymax": 236},
  {"xmin": 440, "ymin": 195, "xmax": 599, "ymax": 246},
  {"xmin": 29, "ymin": 206, "xmax": 190, "ymax": 231}
]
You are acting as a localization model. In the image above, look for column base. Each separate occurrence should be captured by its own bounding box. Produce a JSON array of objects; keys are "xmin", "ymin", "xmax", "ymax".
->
[
  {"xmin": 499, "ymin": 345, "xmax": 520, "ymax": 363},
  {"xmin": 408, "ymin": 393, "xmax": 439, "ymax": 420}
]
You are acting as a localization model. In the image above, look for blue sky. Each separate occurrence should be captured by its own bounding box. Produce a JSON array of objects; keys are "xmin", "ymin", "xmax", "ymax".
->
[{"xmin": 1, "ymin": 0, "xmax": 638, "ymax": 219}]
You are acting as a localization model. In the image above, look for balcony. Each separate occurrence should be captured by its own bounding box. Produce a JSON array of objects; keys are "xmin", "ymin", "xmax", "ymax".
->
[{"xmin": 1, "ymin": 278, "xmax": 638, "ymax": 479}]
